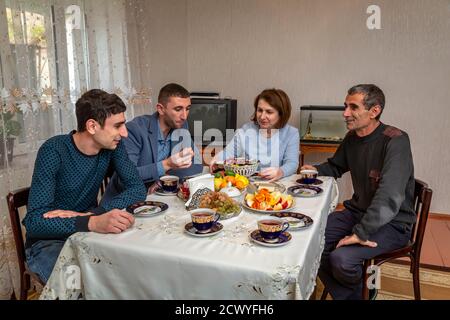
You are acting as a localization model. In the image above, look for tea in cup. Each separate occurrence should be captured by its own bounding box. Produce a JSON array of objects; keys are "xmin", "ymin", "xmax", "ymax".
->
[
  {"xmin": 300, "ymin": 169, "xmax": 318, "ymax": 184},
  {"xmin": 160, "ymin": 175, "xmax": 179, "ymax": 193},
  {"xmin": 190, "ymin": 209, "xmax": 220, "ymax": 233},
  {"xmin": 257, "ymin": 217, "xmax": 289, "ymax": 242}
]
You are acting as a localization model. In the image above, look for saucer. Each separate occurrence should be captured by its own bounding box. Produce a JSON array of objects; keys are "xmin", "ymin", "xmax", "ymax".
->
[
  {"xmin": 250, "ymin": 181, "xmax": 286, "ymax": 193},
  {"xmin": 126, "ymin": 201, "xmax": 168, "ymax": 217},
  {"xmin": 249, "ymin": 230, "xmax": 292, "ymax": 247},
  {"xmin": 287, "ymin": 185, "xmax": 323, "ymax": 198},
  {"xmin": 155, "ymin": 187, "xmax": 178, "ymax": 196},
  {"xmin": 184, "ymin": 222, "xmax": 224, "ymax": 237},
  {"xmin": 269, "ymin": 212, "xmax": 313, "ymax": 230},
  {"xmin": 295, "ymin": 178, "xmax": 323, "ymax": 185},
  {"xmin": 249, "ymin": 175, "xmax": 266, "ymax": 182}
]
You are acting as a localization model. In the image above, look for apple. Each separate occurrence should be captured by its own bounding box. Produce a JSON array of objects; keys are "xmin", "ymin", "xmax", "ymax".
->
[{"xmin": 274, "ymin": 203, "xmax": 283, "ymax": 211}]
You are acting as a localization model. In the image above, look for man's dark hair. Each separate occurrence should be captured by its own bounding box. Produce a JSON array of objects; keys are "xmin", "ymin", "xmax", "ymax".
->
[
  {"xmin": 348, "ymin": 84, "xmax": 385, "ymax": 120},
  {"xmin": 76, "ymin": 89, "xmax": 127, "ymax": 132},
  {"xmin": 158, "ymin": 83, "xmax": 190, "ymax": 105}
]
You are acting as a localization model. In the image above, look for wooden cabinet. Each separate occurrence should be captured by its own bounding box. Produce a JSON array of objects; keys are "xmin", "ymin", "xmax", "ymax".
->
[{"xmin": 299, "ymin": 142, "xmax": 339, "ymax": 168}]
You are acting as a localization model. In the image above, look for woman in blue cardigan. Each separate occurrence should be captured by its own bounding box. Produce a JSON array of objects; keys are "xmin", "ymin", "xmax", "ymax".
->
[{"xmin": 212, "ymin": 88, "xmax": 299, "ymax": 181}]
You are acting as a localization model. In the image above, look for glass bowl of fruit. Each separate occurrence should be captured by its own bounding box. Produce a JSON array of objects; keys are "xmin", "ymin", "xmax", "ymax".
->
[
  {"xmin": 198, "ymin": 191, "xmax": 242, "ymax": 220},
  {"xmin": 214, "ymin": 170, "xmax": 250, "ymax": 193}
]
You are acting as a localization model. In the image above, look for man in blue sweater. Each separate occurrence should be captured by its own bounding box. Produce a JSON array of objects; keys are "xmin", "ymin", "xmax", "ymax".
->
[
  {"xmin": 23, "ymin": 89, "xmax": 147, "ymax": 283},
  {"xmin": 302, "ymin": 84, "xmax": 415, "ymax": 299}
]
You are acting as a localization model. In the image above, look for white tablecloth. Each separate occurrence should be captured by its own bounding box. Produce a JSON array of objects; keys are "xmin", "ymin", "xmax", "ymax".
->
[{"xmin": 40, "ymin": 175, "xmax": 338, "ymax": 300}]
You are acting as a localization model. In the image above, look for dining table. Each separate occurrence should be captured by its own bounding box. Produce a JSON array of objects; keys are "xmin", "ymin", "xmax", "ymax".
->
[{"xmin": 40, "ymin": 174, "xmax": 338, "ymax": 300}]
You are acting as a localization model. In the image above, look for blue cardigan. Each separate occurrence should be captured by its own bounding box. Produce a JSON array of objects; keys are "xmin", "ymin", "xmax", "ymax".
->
[
  {"xmin": 216, "ymin": 122, "xmax": 300, "ymax": 177},
  {"xmin": 102, "ymin": 112, "xmax": 203, "ymax": 202}
]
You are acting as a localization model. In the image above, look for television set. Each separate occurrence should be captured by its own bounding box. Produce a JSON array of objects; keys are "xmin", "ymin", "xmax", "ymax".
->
[{"xmin": 187, "ymin": 98, "xmax": 237, "ymax": 147}]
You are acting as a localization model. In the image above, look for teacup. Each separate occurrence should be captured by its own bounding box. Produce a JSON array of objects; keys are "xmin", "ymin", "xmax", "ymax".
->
[
  {"xmin": 160, "ymin": 175, "xmax": 179, "ymax": 193},
  {"xmin": 190, "ymin": 209, "xmax": 220, "ymax": 233},
  {"xmin": 300, "ymin": 169, "xmax": 318, "ymax": 184},
  {"xmin": 257, "ymin": 217, "xmax": 289, "ymax": 242}
]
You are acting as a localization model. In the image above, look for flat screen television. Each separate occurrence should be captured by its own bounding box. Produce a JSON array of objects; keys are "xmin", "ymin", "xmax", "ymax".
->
[{"xmin": 187, "ymin": 98, "xmax": 237, "ymax": 147}]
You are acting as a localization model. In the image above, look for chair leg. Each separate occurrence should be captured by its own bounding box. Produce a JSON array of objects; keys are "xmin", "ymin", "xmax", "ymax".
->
[
  {"xmin": 320, "ymin": 288, "xmax": 328, "ymax": 300},
  {"xmin": 412, "ymin": 258, "xmax": 421, "ymax": 300},
  {"xmin": 361, "ymin": 260, "xmax": 371, "ymax": 300},
  {"xmin": 20, "ymin": 273, "xmax": 30, "ymax": 300}
]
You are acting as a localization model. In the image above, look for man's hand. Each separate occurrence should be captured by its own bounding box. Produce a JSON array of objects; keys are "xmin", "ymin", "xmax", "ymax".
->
[
  {"xmin": 300, "ymin": 164, "xmax": 317, "ymax": 171},
  {"xmin": 209, "ymin": 158, "xmax": 218, "ymax": 173},
  {"xmin": 88, "ymin": 209, "xmax": 135, "ymax": 234},
  {"xmin": 163, "ymin": 147, "xmax": 194, "ymax": 171},
  {"xmin": 259, "ymin": 167, "xmax": 283, "ymax": 182},
  {"xmin": 44, "ymin": 210, "xmax": 93, "ymax": 219},
  {"xmin": 147, "ymin": 181, "xmax": 161, "ymax": 194},
  {"xmin": 336, "ymin": 234, "xmax": 378, "ymax": 249}
]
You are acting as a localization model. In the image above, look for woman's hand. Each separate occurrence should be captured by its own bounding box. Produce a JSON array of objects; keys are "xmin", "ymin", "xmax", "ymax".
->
[{"xmin": 259, "ymin": 167, "xmax": 283, "ymax": 182}]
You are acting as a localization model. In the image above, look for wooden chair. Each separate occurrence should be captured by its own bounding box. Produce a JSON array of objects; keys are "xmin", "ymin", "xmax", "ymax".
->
[
  {"xmin": 7, "ymin": 187, "xmax": 44, "ymax": 300},
  {"xmin": 362, "ymin": 179, "xmax": 432, "ymax": 300},
  {"xmin": 99, "ymin": 165, "xmax": 115, "ymax": 196},
  {"xmin": 320, "ymin": 179, "xmax": 432, "ymax": 300}
]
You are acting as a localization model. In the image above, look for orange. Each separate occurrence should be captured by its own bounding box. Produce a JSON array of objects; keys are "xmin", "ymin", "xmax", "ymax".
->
[
  {"xmin": 235, "ymin": 180, "xmax": 245, "ymax": 190},
  {"xmin": 255, "ymin": 193, "xmax": 265, "ymax": 202},
  {"xmin": 225, "ymin": 176, "xmax": 236, "ymax": 184}
]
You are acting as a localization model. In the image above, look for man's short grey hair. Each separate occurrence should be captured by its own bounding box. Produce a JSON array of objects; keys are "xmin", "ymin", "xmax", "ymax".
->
[{"xmin": 348, "ymin": 84, "xmax": 385, "ymax": 120}]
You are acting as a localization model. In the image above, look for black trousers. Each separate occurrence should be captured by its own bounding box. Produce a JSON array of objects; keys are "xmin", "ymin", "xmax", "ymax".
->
[{"xmin": 318, "ymin": 209, "xmax": 411, "ymax": 299}]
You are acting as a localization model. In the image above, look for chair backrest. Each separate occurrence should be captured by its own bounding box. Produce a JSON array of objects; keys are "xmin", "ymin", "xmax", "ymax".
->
[
  {"xmin": 100, "ymin": 165, "xmax": 115, "ymax": 196},
  {"xmin": 6, "ymin": 187, "xmax": 30, "ymax": 277},
  {"xmin": 410, "ymin": 179, "xmax": 433, "ymax": 258}
]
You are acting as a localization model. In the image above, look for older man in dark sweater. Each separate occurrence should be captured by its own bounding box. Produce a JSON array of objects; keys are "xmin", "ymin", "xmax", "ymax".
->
[{"xmin": 302, "ymin": 84, "xmax": 415, "ymax": 300}]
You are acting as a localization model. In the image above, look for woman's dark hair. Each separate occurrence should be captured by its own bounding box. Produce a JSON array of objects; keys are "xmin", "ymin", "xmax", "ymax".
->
[{"xmin": 251, "ymin": 88, "xmax": 292, "ymax": 129}]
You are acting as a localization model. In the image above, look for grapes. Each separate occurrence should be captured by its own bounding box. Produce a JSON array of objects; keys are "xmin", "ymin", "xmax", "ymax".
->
[{"xmin": 199, "ymin": 191, "xmax": 240, "ymax": 216}]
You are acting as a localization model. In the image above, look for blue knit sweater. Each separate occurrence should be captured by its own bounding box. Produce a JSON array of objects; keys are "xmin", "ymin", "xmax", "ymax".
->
[{"xmin": 23, "ymin": 132, "xmax": 146, "ymax": 247}]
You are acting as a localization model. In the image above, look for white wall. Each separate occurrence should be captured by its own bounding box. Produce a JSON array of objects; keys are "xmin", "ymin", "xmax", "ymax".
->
[{"xmin": 128, "ymin": 0, "xmax": 450, "ymax": 213}]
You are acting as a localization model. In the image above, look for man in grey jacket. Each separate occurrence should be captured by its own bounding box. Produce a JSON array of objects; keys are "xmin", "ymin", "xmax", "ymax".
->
[{"xmin": 302, "ymin": 84, "xmax": 415, "ymax": 300}]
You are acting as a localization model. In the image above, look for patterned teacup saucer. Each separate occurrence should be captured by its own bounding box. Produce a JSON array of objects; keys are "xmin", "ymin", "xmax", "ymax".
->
[
  {"xmin": 184, "ymin": 222, "xmax": 224, "ymax": 237},
  {"xmin": 270, "ymin": 212, "xmax": 313, "ymax": 230},
  {"xmin": 249, "ymin": 230, "xmax": 292, "ymax": 247},
  {"xmin": 287, "ymin": 185, "xmax": 323, "ymax": 198}
]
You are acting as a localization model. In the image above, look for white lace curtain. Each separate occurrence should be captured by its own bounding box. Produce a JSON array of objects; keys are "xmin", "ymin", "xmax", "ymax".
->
[{"xmin": 0, "ymin": 0, "xmax": 151, "ymax": 299}]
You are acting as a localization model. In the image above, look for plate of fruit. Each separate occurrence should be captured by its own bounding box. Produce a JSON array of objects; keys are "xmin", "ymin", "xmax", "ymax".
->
[
  {"xmin": 243, "ymin": 188, "xmax": 295, "ymax": 213},
  {"xmin": 214, "ymin": 170, "xmax": 250, "ymax": 192}
]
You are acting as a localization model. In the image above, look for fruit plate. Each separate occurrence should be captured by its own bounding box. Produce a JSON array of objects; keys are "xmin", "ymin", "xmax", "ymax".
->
[{"xmin": 241, "ymin": 198, "xmax": 295, "ymax": 214}]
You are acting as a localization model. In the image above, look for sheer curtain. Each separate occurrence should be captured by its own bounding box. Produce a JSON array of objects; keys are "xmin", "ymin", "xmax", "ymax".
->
[{"xmin": 0, "ymin": 0, "xmax": 151, "ymax": 299}]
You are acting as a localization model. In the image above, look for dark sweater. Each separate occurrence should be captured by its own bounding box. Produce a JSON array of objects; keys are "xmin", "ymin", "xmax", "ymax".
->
[
  {"xmin": 23, "ymin": 132, "xmax": 147, "ymax": 247},
  {"xmin": 316, "ymin": 123, "xmax": 415, "ymax": 241}
]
